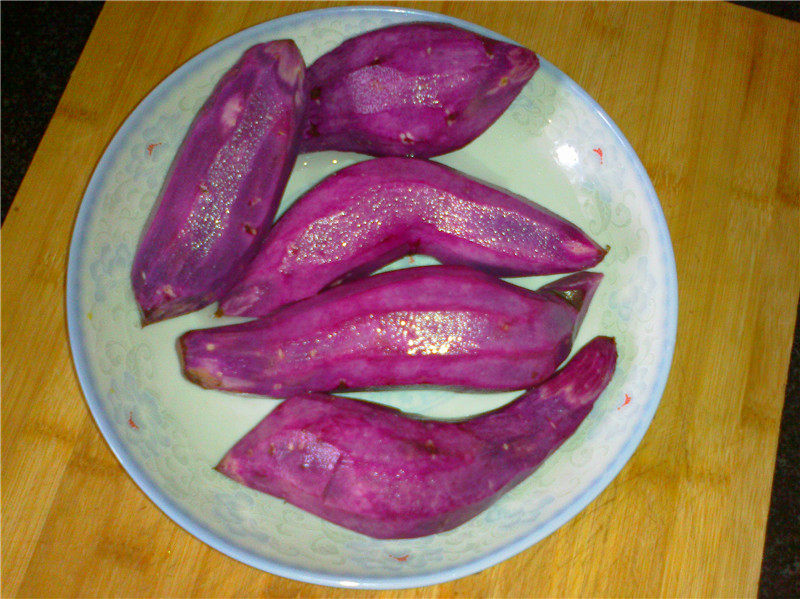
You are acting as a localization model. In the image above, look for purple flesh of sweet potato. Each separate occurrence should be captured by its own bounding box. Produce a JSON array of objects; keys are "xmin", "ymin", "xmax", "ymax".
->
[
  {"xmin": 215, "ymin": 335, "xmax": 617, "ymax": 539},
  {"xmin": 300, "ymin": 22, "xmax": 539, "ymax": 157},
  {"xmin": 181, "ymin": 266, "xmax": 602, "ymax": 397},
  {"xmin": 131, "ymin": 41, "xmax": 306, "ymax": 325},
  {"xmin": 219, "ymin": 158, "xmax": 606, "ymax": 316}
]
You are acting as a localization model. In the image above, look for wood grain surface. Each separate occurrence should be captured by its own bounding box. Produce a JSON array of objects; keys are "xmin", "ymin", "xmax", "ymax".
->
[{"xmin": 2, "ymin": 2, "xmax": 798, "ymax": 597}]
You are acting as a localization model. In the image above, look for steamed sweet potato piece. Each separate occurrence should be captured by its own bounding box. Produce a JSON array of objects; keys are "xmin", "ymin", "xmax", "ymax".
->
[
  {"xmin": 300, "ymin": 22, "xmax": 539, "ymax": 157},
  {"xmin": 131, "ymin": 41, "xmax": 306, "ymax": 324},
  {"xmin": 181, "ymin": 266, "xmax": 602, "ymax": 397},
  {"xmin": 216, "ymin": 336, "xmax": 617, "ymax": 538},
  {"xmin": 219, "ymin": 158, "xmax": 606, "ymax": 316}
]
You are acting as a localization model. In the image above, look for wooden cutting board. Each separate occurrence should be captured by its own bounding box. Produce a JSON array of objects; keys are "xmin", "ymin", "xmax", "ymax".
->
[{"xmin": 2, "ymin": 2, "xmax": 798, "ymax": 596}]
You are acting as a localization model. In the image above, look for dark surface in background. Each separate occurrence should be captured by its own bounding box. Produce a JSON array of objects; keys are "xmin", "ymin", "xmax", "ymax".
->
[
  {"xmin": 762, "ymin": 302, "xmax": 800, "ymax": 597},
  {"xmin": 734, "ymin": 0, "xmax": 800, "ymax": 21},
  {"xmin": 1, "ymin": 1, "xmax": 104, "ymax": 221},
  {"xmin": 1, "ymin": 2, "xmax": 798, "ymax": 596}
]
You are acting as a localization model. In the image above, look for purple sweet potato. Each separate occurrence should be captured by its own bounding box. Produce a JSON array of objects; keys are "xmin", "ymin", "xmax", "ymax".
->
[
  {"xmin": 219, "ymin": 158, "xmax": 606, "ymax": 316},
  {"xmin": 131, "ymin": 41, "xmax": 306, "ymax": 325},
  {"xmin": 180, "ymin": 266, "xmax": 602, "ymax": 398},
  {"xmin": 216, "ymin": 335, "xmax": 617, "ymax": 539},
  {"xmin": 300, "ymin": 22, "xmax": 539, "ymax": 158}
]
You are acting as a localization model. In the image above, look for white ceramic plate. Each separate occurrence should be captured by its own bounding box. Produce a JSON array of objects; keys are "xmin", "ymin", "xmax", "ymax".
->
[{"xmin": 67, "ymin": 6, "xmax": 677, "ymax": 589}]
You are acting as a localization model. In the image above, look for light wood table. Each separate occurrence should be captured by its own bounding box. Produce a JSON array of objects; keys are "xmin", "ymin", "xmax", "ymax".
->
[{"xmin": 2, "ymin": 2, "xmax": 798, "ymax": 596}]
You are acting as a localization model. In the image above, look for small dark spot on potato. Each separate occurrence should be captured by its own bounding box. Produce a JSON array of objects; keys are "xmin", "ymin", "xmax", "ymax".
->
[
  {"xmin": 369, "ymin": 56, "xmax": 382, "ymax": 66},
  {"xmin": 306, "ymin": 122, "xmax": 320, "ymax": 138},
  {"xmin": 244, "ymin": 224, "xmax": 257, "ymax": 236},
  {"xmin": 423, "ymin": 439, "xmax": 438, "ymax": 454},
  {"xmin": 548, "ymin": 288, "xmax": 585, "ymax": 310},
  {"xmin": 310, "ymin": 87, "xmax": 322, "ymax": 101},
  {"xmin": 481, "ymin": 38, "xmax": 495, "ymax": 58}
]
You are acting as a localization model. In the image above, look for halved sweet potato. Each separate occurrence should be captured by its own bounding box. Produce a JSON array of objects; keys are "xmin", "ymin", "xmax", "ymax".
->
[
  {"xmin": 181, "ymin": 266, "xmax": 602, "ymax": 397},
  {"xmin": 300, "ymin": 22, "xmax": 539, "ymax": 157},
  {"xmin": 131, "ymin": 41, "xmax": 306, "ymax": 324},
  {"xmin": 219, "ymin": 158, "xmax": 605, "ymax": 316},
  {"xmin": 216, "ymin": 336, "xmax": 617, "ymax": 538}
]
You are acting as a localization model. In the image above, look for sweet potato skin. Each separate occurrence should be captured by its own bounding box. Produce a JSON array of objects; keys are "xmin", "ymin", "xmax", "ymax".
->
[
  {"xmin": 300, "ymin": 22, "xmax": 539, "ymax": 157},
  {"xmin": 131, "ymin": 41, "xmax": 306, "ymax": 325},
  {"xmin": 216, "ymin": 336, "xmax": 617, "ymax": 538},
  {"xmin": 181, "ymin": 266, "xmax": 602, "ymax": 397},
  {"xmin": 219, "ymin": 158, "xmax": 606, "ymax": 317}
]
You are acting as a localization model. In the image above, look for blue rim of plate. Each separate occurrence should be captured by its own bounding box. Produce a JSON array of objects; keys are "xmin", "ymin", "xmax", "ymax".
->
[{"xmin": 66, "ymin": 5, "xmax": 678, "ymax": 590}]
